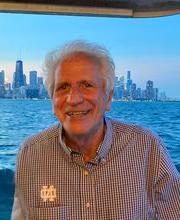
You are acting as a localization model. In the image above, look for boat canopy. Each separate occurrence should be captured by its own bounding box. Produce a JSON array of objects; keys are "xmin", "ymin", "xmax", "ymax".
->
[{"xmin": 0, "ymin": 0, "xmax": 180, "ymax": 17}]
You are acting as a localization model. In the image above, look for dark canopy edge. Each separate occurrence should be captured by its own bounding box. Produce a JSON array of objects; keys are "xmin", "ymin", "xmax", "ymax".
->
[{"xmin": 0, "ymin": 2, "xmax": 180, "ymax": 18}]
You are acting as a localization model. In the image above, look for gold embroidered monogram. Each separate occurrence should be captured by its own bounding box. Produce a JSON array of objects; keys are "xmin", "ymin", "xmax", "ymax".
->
[{"xmin": 40, "ymin": 185, "xmax": 57, "ymax": 202}]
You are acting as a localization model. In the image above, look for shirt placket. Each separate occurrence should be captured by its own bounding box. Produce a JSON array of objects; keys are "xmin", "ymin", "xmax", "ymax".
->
[
  {"xmin": 80, "ymin": 166, "xmax": 97, "ymax": 220},
  {"xmin": 72, "ymin": 154, "xmax": 97, "ymax": 220}
]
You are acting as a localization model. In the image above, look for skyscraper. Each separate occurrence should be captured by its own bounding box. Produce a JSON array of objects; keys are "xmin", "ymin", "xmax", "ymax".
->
[
  {"xmin": 146, "ymin": 80, "xmax": 154, "ymax": 100},
  {"xmin": 113, "ymin": 75, "xmax": 125, "ymax": 100},
  {"xmin": 12, "ymin": 60, "xmax": 25, "ymax": 89},
  {"xmin": 0, "ymin": 70, "xmax": 5, "ymax": 97},
  {"xmin": 29, "ymin": 71, "xmax": 37, "ymax": 88},
  {"xmin": 126, "ymin": 70, "xmax": 132, "ymax": 93},
  {"xmin": 0, "ymin": 70, "xmax": 5, "ymax": 86},
  {"xmin": 127, "ymin": 71, "xmax": 131, "ymax": 81},
  {"xmin": 154, "ymin": 88, "xmax": 159, "ymax": 101},
  {"xmin": 131, "ymin": 83, "xmax": 137, "ymax": 99},
  {"xmin": 37, "ymin": 77, "xmax": 43, "ymax": 88}
]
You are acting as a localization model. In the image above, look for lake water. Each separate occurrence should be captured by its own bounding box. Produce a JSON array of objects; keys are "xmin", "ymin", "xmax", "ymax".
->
[{"xmin": 0, "ymin": 99, "xmax": 180, "ymax": 219}]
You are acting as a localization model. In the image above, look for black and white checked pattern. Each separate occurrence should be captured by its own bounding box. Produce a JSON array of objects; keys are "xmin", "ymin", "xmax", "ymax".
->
[{"xmin": 12, "ymin": 118, "xmax": 180, "ymax": 220}]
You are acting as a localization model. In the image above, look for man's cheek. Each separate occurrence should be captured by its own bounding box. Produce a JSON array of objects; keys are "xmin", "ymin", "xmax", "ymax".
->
[
  {"xmin": 53, "ymin": 95, "xmax": 62, "ymax": 104},
  {"xmin": 53, "ymin": 105, "xmax": 60, "ymax": 114},
  {"xmin": 53, "ymin": 97, "xmax": 63, "ymax": 110}
]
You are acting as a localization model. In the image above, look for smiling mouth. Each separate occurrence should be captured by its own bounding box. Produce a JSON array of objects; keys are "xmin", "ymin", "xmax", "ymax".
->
[{"xmin": 66, "ymin": 110, "xmax": 90, "ymax": 116}]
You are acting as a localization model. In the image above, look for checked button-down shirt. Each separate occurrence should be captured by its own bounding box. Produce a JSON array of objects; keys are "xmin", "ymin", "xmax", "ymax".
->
[{"xmin": 12, "ymin": 118, "xmax": 180, "ymax": 220}]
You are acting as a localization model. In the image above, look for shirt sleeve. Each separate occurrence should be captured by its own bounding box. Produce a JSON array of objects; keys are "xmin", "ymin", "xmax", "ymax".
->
[{"xmin": 155, "ymin": 144, "xmax": 180, "ymax": 219}]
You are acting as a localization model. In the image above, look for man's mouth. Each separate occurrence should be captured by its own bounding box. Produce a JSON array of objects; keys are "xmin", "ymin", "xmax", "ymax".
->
[{"xmin": 66, "ymin": 110, "xmax": 90, "ymax": 116}]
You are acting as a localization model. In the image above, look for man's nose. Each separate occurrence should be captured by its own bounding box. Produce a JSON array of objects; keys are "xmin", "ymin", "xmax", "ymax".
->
[{"xmin": 66, "ymin": 88, "xmax": 83, "ymax": 105}]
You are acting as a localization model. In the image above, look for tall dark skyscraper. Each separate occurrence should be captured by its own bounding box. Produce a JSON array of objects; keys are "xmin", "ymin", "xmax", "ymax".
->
[
  {"xmin": 0, "ymin": 70, "xmax": 5, "ymax": 97},
  {"xmin": 0, "ymin": 70, "xmax": 5, "ymax": 86},
  {"xmin": 146, "ymin": 80, "xmax": 154, "ymax": 100},
  {"xmin": 127, "ymin": 71, "xmax": 131, "ymax": 81},
  {"xmin": 12, "ymin": 60, "xmax": 25, "ymax": 89},
  {"xmin": 29, "ymin": 71, "xmax": 37, "ymax": 88},
  {"xmin": 126, "ymin": 70, "xmax": 132, "ymax": 94}
]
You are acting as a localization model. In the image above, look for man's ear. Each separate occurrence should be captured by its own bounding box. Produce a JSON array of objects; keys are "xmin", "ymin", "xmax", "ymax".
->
[{"xmin": 105, "ymin": 89, "xmax": 113, "ymax": 112}]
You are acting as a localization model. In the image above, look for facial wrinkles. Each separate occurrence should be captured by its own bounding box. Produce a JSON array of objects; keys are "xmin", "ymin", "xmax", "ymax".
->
[
  {"xmin": 54, "ymin": 86, "xmax": 91, "ymax": 118},
  {"xmin": 53, "ymin": 55, "xmax": 110, "ymax": 120},
  {"xmin": 64, "ymin": 90, "xmax": 93, "ymax": 117}
]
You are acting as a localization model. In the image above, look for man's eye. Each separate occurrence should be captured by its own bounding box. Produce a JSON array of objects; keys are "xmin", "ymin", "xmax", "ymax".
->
[
  {"xmin": 60, "ymin": 85, "xmax": 68, "ymax": 90},
  {"xmin": 56, "ymin": 84, "xmax": 69, "ymax": 92},
  {"xmin": 81, "ymin": 82, "xmax": 93, "ymax": 88}
]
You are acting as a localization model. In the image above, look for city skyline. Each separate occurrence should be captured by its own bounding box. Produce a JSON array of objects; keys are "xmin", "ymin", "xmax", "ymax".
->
[
  {"xmin": 0, "ymin": 12, "xmax": 180, "ymax": 98},
  {"xmin": 0, "ymin": 59, "xmax": 47, "ymax": 99},
  {"xmin": 0, "ymin": 59, "xmax": 170, "ymax": 101}
]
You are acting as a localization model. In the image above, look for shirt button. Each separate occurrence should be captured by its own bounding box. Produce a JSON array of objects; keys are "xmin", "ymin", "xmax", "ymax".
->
[
  {"xmin": 86, "ymin": 202, "xmax": 90, "ymax": 208},
  {"xmin": 84, "ymin": 170, "xmax": 89, "ymax": 176},
  {"xmin": 101, "ymin": 158, "xmax": 106, "ymax": 163}
]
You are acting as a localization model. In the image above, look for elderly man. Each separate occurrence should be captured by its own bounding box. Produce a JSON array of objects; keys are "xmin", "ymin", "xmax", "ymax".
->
[{"xmin": 12, "ymin": 41, "xmax": 179, "ymax": 220}]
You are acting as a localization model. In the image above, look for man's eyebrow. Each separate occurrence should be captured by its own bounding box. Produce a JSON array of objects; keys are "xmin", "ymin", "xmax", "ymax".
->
[
  {"xmin": 55, "ymin": 82, "xmax": 70, "ymax": 87},
  {"xmin": 79, "ymin": 80, "xmax": 96, "ymax": 85},
  {"xmin": 54, "ymin": 80, "xmax": 96, "ymax": 88}
]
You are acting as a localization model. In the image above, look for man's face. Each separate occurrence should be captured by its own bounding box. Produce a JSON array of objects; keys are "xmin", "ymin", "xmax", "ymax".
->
[{"xmin": 53, "ymin": 54, "xmax": 112, "ymax": 138}]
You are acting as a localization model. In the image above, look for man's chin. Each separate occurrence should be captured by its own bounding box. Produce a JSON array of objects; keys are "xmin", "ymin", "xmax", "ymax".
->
[{"xmin": 64, "ymin": 126, "xmax": 90, "ymax": 137}]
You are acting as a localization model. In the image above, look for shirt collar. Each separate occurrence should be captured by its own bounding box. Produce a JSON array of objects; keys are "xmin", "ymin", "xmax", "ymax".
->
[{"xmin": 59, "ymin": 117, "xmax": 112, "ymax": 165}]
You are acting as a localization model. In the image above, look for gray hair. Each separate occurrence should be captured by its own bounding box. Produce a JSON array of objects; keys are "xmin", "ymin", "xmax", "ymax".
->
[{"xmin": 44, "ymin": 40, "xmax": 115, "ymax": 98}]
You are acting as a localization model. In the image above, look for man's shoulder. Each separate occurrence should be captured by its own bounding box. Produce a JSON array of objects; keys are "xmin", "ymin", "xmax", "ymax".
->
[
  {"xmin": 110, "ymin": 118, "xmax": 161, "ymax": 142},
  {"xmin": 20, "ymin": 124, "xmax": 60, "ymax": 152},
  {"xmin": 109, "ymin": 118, "xmax": 164, "ymax": 158}
]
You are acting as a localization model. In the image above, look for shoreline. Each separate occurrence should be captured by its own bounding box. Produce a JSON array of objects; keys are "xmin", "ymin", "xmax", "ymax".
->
[{"xmin": 0, "ymin": 98, "xmax": 180, "ymax": 102}]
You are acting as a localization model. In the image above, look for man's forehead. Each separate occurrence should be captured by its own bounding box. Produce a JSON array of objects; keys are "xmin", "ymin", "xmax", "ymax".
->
[
  {"xmin": 53, "ymin": 53, "xmax": 105, "ymax": 88},
  {"xmin": 55, "ymin": 56, "xmax": 101, "ymax": 77}
]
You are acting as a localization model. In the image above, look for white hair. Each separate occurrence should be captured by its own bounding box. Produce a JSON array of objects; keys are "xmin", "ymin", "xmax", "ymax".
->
[{"xmin": 44, "ymin": 40, "xmax": 115, "ymax": 98}]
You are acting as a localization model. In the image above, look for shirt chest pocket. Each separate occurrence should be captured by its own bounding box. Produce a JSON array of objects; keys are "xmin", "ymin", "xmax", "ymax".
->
[{"xmin": 28, "ymin": 206, "xmax": 70, "ymax": 220}]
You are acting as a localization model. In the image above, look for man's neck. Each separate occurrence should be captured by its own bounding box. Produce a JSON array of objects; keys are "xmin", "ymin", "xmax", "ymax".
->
[{"xmin": 64, "ymin": 123, "xmax": 106, "ymax": 162}]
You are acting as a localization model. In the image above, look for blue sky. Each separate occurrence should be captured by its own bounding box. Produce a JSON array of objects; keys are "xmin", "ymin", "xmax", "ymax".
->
[{"xmin": 0, "ymin": 12, "xmax": 180, "ymax": 98}]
